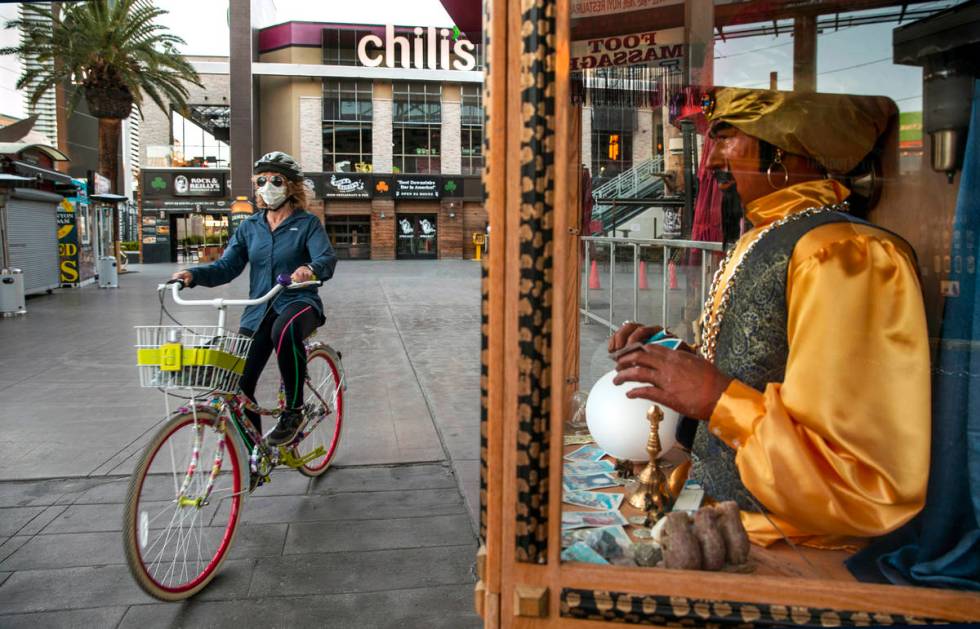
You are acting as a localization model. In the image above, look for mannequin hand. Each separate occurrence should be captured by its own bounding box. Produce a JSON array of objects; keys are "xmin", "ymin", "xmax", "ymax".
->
[
  {"xmin": 291, "ymin": 266, "xmax": 314, "ymax": 283},
  {"xmin": 613, "ymin": 343, "xmax": 732, "ymax": 421},
  {"xmin": 607, "ymin": 322, "xmax": 694, "ymax": 354}
]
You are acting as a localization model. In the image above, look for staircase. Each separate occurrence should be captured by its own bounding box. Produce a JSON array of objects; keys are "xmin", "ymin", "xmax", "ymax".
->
[{"xmin": 591, "ymin": 157, "xmax": 667, "ymax": 234}]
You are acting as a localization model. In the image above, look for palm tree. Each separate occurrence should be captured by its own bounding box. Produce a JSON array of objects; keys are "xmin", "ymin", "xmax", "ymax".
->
[{"xmin": 2, "ymin": 0, "xmax": 202, "ymax": 254}]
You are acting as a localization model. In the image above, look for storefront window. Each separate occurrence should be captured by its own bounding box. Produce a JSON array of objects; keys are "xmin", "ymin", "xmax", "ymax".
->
[
  {"xmin": 558, "ymin": 0, "xmax": 979, "ymax": 600},
  {"xmin": 461, "ymin": 84, "xmax": 484, "ymax": 175},
  {"xmin": 170, "ymin": 108, "xmax": 229, "ymax": 168},
  {"xmin": 324, "ymin": 215, "xmax": 371, "ymax": 260},
  {"xmin": 393, "ymin": 82, "xmax": 442, "ymax": 174},
  {"xmin": 591, "ymin": 106, "xmax": 635, "ymax": 182},
  {"xmin": 323, "ymin": 80, "xmax": 373, "ymax": 172}
]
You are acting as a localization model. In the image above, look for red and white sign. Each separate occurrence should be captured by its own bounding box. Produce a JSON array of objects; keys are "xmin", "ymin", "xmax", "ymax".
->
[
  {"xmin": 572, "ymin": 0, "xmax": 683, "ymax": 19},
  {"xmin": 571, "ymin": 27, "xmax": 684, "ymax": 70}
]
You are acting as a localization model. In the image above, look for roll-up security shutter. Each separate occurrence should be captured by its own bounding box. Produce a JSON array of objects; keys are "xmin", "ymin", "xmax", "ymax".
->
[{"xmin": 6, "ymin": 197, "xmax": 60, "ymax": 294}]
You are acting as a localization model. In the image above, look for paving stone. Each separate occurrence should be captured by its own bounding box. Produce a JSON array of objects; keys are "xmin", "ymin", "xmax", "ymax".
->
[
  {"xmin": 16, "ymin": 505, "xmax": 69, "ymax": 536},
  {"xmin": 0, "ymin": 478, "xmax": 105, "ymax": 508},
  {"xmin": 0, "ymin": 507, "xmax": 45, "ymax": 536},
  {"xmin": 0, "ymin": 531, "xmax": 126, "ymax": 571},
  {"xmin": 226, "ymin": 523, "xmax": 289, "ymax": 560},
  {"xmin": 0, "ymin": 559, "xmax": 254, "ymax": 614},
  {"xmin": 0, "ymin": 537, "xmax": 30, "ymax": 563},
  {"xmin": 118, "ymin": 584, "xmax": 481, "ymax": 629},
  {"xmin": 0, "ymin": 606, "xmax": 128, "ymax": 629},
  {"xmin": 308, "ymin": 463, "xmax": 455, "ymax": 494},
  {"xmin": 236, "ymin": 488, "xmax": 465, "ymax": 526},
  {"xmin": 283, "ymin": 513, "xmax": 475, "ymax": 555},
  {"xmin": 248, "ymin": 544, "xmax": 476, "ymax": 597}
]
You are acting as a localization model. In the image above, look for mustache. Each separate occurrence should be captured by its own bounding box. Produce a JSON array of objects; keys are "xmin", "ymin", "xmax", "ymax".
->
[{"xmin": 713, "ymin": 170, "xmax": 735, "ymax": 185}]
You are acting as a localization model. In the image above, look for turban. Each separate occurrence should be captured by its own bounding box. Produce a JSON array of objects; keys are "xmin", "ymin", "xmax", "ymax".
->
[{"xmin": 701, "ymin": 87, "xmax": 897, "ymax": 174}]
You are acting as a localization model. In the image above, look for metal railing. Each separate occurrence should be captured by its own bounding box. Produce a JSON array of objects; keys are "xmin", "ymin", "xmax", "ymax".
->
[
  {"xmin": 591, "ymin": 157, "xmax": 664, "ymax": 201},
  {"xmin": 581, "ymin": 235, "xmax": 725, "ymax": 333}
]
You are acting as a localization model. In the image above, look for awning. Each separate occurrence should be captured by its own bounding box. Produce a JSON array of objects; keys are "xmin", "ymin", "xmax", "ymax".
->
[
  {"xmin": 11, "ymin": 160, "xmax": 74, "ymax": 186},
  {"xmin": 90, "ymin": 193, "xmax": 129, "ymax": 203},
  {"xmin": 0, "ymin": 142, "xmax": 70, "ymax": 162}
]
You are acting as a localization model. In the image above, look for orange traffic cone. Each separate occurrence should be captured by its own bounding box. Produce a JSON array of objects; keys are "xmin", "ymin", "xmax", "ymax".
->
[
  {"xmin": 638, "ymin": 260, "xmax": 649, "ymax": 290},
  {"xmin": 668, "ymin": 261, "xmax": 679, "ymax": 290},
  {"xmin": 589, "ymin": 259, "xmax": 601, "ymax": 290}
]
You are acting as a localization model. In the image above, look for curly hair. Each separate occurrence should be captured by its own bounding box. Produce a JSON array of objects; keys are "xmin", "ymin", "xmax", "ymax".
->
[{"xmin": 253, "ymin": 175, "xmax": 310, "ymax": 210}]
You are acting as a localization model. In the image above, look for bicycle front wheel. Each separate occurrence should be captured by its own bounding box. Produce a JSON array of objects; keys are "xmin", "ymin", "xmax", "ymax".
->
[
  {"xmin": 294, "ymin": 345, "xmax": 344, "ymax": 477},
  {"xmin": 122, "ymin": 407, "xmax": 244, "ymax": 600}
]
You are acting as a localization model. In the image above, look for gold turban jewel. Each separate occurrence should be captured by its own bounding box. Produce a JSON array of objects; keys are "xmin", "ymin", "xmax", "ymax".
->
[{"xmin": 702, "ymin": 87, "xmax": 898, "ymax": 174}]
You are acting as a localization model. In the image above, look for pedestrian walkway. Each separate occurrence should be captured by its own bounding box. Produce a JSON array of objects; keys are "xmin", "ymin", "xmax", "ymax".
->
[{"xmin": 0, "ymin": 261, "xmax": 482, "ymax": 627}]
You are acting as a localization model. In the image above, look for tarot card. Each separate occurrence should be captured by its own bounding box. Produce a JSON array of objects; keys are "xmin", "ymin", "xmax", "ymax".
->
[
  {"xmin": 671, "ymin": 480, "xmax": 705, "ymax": 513},
  {"xmin": 563, "ymin": 489, "xmax": 624, "ymax": 511},
  {"xmin": 562, "ymin": 510, "xmax": 629, "ymax": 530},
  {"xmin": 585, "ymin": 525, "xmax": 633, "ymax": 554},
  {"xmin": 564, "ymin": 445, "xmax": 608, "ymax": 462},
  {"xmin": 562, "ymin": 527, "xmax": 591, "ymax": 548},
  {"xmin": 562, "ymin": 473, "xmax": 619, "ymax": 492},
  {"xmin": 563, "ymin": 459, "xmax": 615, "ymax": 476},
  {"xmin": 561, "ymin": 541, "xmax": 609, "ymax": 564}
]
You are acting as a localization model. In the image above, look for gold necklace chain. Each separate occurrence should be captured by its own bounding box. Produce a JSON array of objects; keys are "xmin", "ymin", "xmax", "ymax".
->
[{"xmin": 697, "ymin": 202, "xmax": 848, "ymax": 363}]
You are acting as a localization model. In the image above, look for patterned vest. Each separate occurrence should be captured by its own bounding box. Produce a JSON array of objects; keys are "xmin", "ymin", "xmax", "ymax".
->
[{"xmin": 689, "ymin": 211, "xmax": 911, "ymax": 511}]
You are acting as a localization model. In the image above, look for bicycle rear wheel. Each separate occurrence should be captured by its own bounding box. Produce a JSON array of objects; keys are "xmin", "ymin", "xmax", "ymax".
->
[
  {"xmin": 294, "ymin": 345, "xmax": 344, "ymax": 477},
  {"xmin": 122, "ymin": 408, "xmax": 243, "ymax": 600}
]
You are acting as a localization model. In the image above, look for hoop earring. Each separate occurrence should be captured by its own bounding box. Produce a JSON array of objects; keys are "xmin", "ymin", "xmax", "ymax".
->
[{"xmin": 766, "ymin": 149, "xmax": 789, "ymax": 189}]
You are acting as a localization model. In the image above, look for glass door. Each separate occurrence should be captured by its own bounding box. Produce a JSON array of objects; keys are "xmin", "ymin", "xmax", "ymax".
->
[{"xmin": 395, "ymin": 214, "xmax": 438, "ymax": 259}]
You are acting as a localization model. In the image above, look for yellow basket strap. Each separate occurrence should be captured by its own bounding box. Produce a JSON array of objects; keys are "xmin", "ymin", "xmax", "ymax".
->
[{"xmin": 137, "ymin": 347, "xmax": 246, "ymax": 375}]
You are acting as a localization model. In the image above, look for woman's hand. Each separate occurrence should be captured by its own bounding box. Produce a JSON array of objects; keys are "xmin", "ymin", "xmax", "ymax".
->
[
  {"xmin": 171, "ymin": 270, "xmax": 193, "ymax": 285},
  {"xmin": 291, "ymin": 266, "xmax": 314, "ymax": 283},
  {"xmin": 613, "ymin": 340, "xmax": 732, "ymax": 421}
]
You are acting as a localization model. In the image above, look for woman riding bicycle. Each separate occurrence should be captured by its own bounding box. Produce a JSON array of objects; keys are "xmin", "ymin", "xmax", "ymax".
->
[{"xmin": 172, "ymin": 151, "xmax": 337, "ymax": 446}]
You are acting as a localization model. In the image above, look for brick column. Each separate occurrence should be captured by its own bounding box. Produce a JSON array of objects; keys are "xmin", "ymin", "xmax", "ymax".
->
[
  {"xmin": 633, "ymin": 107, "xmax": 654, "ymax": 165},
  {"xmin": 372, "ymin": 82, "xmax": 393, "ymax": 173},
  {"xmin": 438, "ymin": 201, "xmax": 463, "ymax": 259},
  {"xmin": 371, "ymin": 199, "xmax": 395, "ymax": 259},
  {"xmin": 581, "ymin": 105, "xmax": 592, "ymax": 171},
  {"xmin": 440, "ymin": 85, "xmax": 462, "ymax": 175},
  {"xmin": 299, "ymin": 96, "xmax": 323, "ymax": 173}
]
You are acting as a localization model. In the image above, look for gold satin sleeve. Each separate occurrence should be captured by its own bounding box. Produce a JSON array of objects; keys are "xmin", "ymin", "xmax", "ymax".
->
[{"xmin": 708, "ymin": 224, "xmax": 931, "ymax": 548}]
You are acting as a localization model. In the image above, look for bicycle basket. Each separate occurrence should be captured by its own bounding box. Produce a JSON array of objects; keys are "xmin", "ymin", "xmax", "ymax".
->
[{"xmin": 135, "ymin": 326, "xmax": 253, "ymax": 394}]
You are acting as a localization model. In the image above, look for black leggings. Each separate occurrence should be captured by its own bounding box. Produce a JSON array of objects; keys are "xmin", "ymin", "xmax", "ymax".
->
[{"xmin": 239, "ymin": 303, "xmax": 321, "ymax": 432}]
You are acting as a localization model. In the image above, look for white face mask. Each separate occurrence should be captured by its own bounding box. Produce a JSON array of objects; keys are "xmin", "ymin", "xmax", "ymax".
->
[{"xmin": 257, "ymin": 181, "xmax": 288, "ymax": 210}]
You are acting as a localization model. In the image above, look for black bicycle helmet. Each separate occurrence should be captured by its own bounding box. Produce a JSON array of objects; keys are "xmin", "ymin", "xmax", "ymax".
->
[{"xmin": 253, "ymin": 151, "xmax": 304, "ymax": 182}]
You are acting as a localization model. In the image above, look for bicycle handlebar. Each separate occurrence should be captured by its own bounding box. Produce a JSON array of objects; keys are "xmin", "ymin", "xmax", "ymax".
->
[{"xmin": 158, "ymin": 275, "xmax": 322, "ymax": 309}]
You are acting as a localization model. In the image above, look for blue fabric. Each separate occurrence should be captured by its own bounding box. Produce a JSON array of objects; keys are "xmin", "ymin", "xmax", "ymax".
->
[
  {"xmin": 189, "ymin": 209, "xmax": 337, "ymax": 332},
  {"xmin": 847, "ymin": 79, "xmax": 980, "ymax": 590}
]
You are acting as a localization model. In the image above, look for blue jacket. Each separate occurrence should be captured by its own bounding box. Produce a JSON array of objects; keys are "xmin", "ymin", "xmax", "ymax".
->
[{"xmin": 189, "ymin": 209, "xmax": 337, "ymax": 332}]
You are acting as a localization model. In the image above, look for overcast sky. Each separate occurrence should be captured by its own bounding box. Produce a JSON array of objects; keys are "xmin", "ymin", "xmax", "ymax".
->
[{"xmin": 154, "ymin": 0, "xmax": 455, "ymax": 57}]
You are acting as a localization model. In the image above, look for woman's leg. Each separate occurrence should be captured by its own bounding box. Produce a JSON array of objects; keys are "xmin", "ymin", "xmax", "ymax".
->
[
  {"xmin": 270, "ymin": 303, "xmax": 320, "ymax": 411},
  {"xmin": 237, "ymin": 311, "xmax": 276, "ymax": 434}
]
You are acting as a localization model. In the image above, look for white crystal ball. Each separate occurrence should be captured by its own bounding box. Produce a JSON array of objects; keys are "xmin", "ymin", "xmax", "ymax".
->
[{"xmin": 585, "ymin": 369, "xmax": 681, "ymax": 461}]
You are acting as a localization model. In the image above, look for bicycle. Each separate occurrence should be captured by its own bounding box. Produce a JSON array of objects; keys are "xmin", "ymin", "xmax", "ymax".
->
[{"xmin": 122, "ymin": 274, "xmax": 346, "ymax": 601}]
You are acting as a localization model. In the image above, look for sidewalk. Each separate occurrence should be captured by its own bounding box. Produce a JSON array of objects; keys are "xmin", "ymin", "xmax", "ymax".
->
[{"xmin": 0, "ymin": 261, "xmax": 482, "ymax": 627}]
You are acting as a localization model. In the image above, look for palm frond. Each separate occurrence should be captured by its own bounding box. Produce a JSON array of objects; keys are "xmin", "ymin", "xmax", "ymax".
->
[{"xmin": 9, "ymin": 0, "xmax": 202, "ymax": 118}]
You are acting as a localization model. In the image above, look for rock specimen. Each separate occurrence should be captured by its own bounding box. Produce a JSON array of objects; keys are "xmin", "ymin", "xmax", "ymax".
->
[
  {"xmin": 714, "ymin": 501, "xmax": 750, "ymax": 565},
  {"xmin": 692, "ymin": 508, "xmax": 726, "ymax": 570},
  {"xmin": 661, "ymin": 512, "xmax": 701, "ymax": 570}
]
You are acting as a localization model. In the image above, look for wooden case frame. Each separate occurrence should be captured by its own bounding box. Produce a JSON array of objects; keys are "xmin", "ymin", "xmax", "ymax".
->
[{"xmin": 477, "ymin": 0, "xmax": 980, "ymax": 626}]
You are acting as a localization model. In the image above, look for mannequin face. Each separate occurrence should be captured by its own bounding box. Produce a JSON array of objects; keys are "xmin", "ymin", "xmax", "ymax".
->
[{"xmin": 706, "ymin": 124, "xmax": 772, "ymax": 207}]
